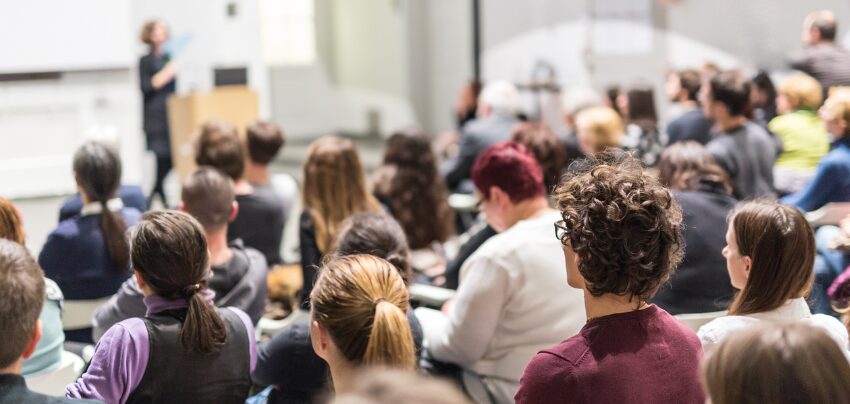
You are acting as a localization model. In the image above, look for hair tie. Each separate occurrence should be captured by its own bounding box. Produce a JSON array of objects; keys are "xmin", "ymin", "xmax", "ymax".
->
[
  {"xmin": 372, "ymin": 297, "xmax": 387, "ymax": 309},
  {"xmin": 183, "ymin": 283, "xmax": 202, "ymax": 296}
]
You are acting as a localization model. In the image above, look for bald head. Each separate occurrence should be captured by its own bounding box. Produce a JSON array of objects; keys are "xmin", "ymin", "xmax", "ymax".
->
[{"xmin": 804, "ymin": 10, "xmax": 837, "ymax": 44}]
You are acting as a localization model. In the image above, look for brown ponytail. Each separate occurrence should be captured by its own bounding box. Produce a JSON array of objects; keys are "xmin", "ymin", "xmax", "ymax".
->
[
  {"xmin": 130, "ymin": 210, "xmax": 227, "ymax": 353},
  {"xmin": 310, "ymin": 255, "xmax": 415, "ymax": 370},
  {"xmin": 73, "ymin": 142, "xmax": 130, "ymax": 271}
]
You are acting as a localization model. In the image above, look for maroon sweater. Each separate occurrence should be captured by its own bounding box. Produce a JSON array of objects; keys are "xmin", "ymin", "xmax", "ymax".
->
[{"xmin": 515, "ymin": 305, "xmax": 705, "ymax": 404}]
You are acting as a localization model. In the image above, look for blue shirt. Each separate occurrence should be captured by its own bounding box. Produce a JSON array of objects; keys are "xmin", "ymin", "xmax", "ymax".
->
[
  {"xmin": 39, "ymin": 207, "xmax": 141, "ymax": 300},
  {"xmin": 782, "ymin": 137, "xmax": 850, "ymax": 212}
]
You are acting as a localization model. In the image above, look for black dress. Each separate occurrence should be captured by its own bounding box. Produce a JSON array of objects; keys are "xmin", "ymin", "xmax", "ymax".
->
[{"xmin": 139, "ymin": 52, "xmax": 176, "ymax": 204}]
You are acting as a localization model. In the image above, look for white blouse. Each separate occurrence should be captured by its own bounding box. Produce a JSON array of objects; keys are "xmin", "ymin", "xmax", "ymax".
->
[{"xmin": 698, "ymin": 298, "xmax": 849, "ymax": 352}]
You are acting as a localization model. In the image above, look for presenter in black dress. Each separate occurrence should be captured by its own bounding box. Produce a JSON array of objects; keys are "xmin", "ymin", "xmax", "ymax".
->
[{"xmin": 139, "ymin": 20, "xmax": 177, "ymax": 206}]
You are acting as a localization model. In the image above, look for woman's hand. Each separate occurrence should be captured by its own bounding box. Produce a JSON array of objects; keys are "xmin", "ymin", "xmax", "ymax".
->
[{"xmin": 151, "ymin": 62, "xmax": 177, "ymax": 90}]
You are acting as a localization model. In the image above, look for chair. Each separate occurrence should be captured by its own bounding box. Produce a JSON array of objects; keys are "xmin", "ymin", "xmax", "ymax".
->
[
  {"xmin": 25, "ymin": 350, "xmax": 85, "ymax": 396},
  {"xmin": 675, "ymin": 310, "xmax": 727, "ymax": 332},
  {"xmin": 62, "ymin": 298, "xmax": 111, "ymax": 332}
]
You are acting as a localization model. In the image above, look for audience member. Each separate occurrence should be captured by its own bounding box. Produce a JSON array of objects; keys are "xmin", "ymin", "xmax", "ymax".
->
[
  {"xmin": 703, "ymin": 322, "xmax": 850, "ymax": 404},
  {"xmin": 665, "ymin": 69, "xmax": 713, "ymax": 145},
  {"xmin": 195, "ymin": 121, "xmax": 286, "ymax": 266},
  {"xmin": 790, "ymin": 10, "xmax": 850, "ymax": 96},
  {"xmin": 309, "ymin": 255, "xmax": 416, "ymax": 395},
  {"xmin": 300, "ymin": 136, "xmax": 381, "ymax": 309},
  {"xmin": 334, "ymin": 369, "xmax": 471, "ymax": 404},
  {"xmin": 67, "ymin": 211, "xmax": 256, "ymax": 403},
  {"xmin": 559, "ymin": 86, "xmax": 603, "ymax": 161},
  {"xmin": 454, "ymin": 81, "xmax": 482, "ymax": 130},
  {"xmin": 440, "ymin": 224, "xmax": 497, "ymax": 290},
  {"xmin": 244, "ymin": 120, "xmax": 296, "ymax": 260},
  {"xmin": 443, "ymin": 81, "xmax": 521, "ymax": 193},
  {"xmin": 702, "ymin": 70, "xmax": 778, "ymax": 199},
  {"xmin": 421, "ymin": 142, "xmax": 585, "ymax": 402},
  {"xmin": 516, "ymin": 151, "xmax": 704, "ymax": 404},
  {"xmin": 0, "ymin": 198, "xmax": 65, "ymax": 378},
  {"xmin": 782, "ymin": 87, "xmax": 850, "ymax": 211},
  {"xmin": 253, "ymin": 212, "xmax": 424, "ymax": 403},
  {"xmin": 750, "ymin": 71, "xmax": 778, "ymax": 130},
  {"xmin": 511, "ymin": 122, "xmax": 568, "ymax": 192},
  {"xmin": 618, "ymin": 83, "xmax": 664, "ymax": 166},
  {"xmin": 770, "ymin": 72, "xmax": 829, "ymax": 193},
  {"xmin": 697, "ymin": 201, "xmax": 848, "ymax": 351},
  {"xmin": 92, "ymin": 167, "xmax": 268, "ymax": 340},
  {"xmin": 810, "ymin": 213, "xmax": 850, "ymax": 315},
  {"xmin": 653, "ymin": 142, "xmax": 736, "ymax": 314},
  {"xmin": 0, "ymin": 240, "xmax": 97, "ymax": 403},
  {"xmin": 574, "ymin": 106, "xmax": 625, "ymax": 157},
  {"xmin": 372, "ymin": 128, "xmax": 454, "ymax": 251},
  {"xmin": 39, "ymin": 142, "xmax": 141, "ymax": 342}
]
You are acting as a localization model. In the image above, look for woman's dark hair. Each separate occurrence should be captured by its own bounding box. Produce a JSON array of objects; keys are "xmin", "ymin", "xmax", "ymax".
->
[
  {"xmin": 625, "ymin": 84, "xmax": 658, "ymax": 134},
  {"xmin": 727, "ymin": 201, "xmax": 815, "ymax": 316},
  {"xmin": 511, "ymin": 122, "xmax": 568, "ymax": 192},
  {"xmin": 554, "ymin": 150, "xmax": 684, "ymax": 301},
  {"xmin": 73, "ymin": 141, "xmax": 129, "ymax": 272},
  {"xmin": 373, "ymin": 129, "xmax": 454, "ymax": 250},
  {"xmin": 333, "ymin": 212, "xmax": 413, "ymax": 284},
  {"xmin": 131, "ymin": 210, "xmax": 226, "ymax": 353},
  {"xmin": 658, "ymin": 141, "xmax": 732, "ymax": 194},
  {"xmin": 605, "ymin": 85, "xmax": 623, "ymax": 116}
]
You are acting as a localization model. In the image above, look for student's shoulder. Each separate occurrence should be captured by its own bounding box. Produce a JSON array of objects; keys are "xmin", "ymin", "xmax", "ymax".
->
[
  {"xmin": 534, "ymin": 334, "xmax": 591, "ymax": 370},
  {"xmin": 697, "ymin": 315, "xmax": 755, "ymax": 345}
]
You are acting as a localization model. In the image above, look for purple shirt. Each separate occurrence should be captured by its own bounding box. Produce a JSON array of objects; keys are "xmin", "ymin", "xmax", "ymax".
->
[
  {"xmin": 66, "ymin": 291, "xmax": 256, "ymax": 403},
  {"xmin": 515, "ymin": 305, "xmax": 705, "ymax": 404}
]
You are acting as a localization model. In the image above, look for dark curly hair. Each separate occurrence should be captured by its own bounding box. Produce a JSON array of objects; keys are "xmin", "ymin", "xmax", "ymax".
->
[
  {"xmin": 554, "ymin": 150, "xmax": 684, "ymax": 301},
  {"xmin": 373, "ymin": 128, "xmax": 454, "ymax": 250}
]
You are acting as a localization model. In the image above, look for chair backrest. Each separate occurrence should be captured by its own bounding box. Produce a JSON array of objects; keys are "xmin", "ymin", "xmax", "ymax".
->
[
  {"xmin": 675, "ymin": 310, "xmax": 728, "ymax": 332},
  {"xmin": 63, "ymin": 298, "xmax": 112, "ymax": 331},
  {"xmin": 24, "ymin": 350, "xmax": 85, "ymax": 396}
]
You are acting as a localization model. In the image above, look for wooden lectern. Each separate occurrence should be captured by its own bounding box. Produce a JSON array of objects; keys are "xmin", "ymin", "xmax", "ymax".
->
[{"xmin": 167, "ymin": 85, "xmax": 259, "ymax": 183}]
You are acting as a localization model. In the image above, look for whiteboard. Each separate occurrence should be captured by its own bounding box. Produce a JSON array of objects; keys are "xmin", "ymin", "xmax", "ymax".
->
[{"xmin": 0, "ymin": 0, "xmax": 133, "ymax": 73}]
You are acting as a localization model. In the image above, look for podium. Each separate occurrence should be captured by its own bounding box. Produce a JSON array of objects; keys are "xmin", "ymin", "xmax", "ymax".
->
[{"xmin": 167, "ymin": 85, "xmax": 259, "ymax": 183}]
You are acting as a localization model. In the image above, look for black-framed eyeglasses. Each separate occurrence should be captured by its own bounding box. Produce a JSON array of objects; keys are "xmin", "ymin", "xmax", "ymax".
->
[{"xmin": 554, "ymin": 220, "xmax": 569, "ymax": 244}]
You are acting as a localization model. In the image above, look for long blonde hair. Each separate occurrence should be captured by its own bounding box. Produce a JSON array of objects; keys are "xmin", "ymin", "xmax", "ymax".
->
[
  {"xmin": 302, "ymin": 136, "xmax": 380, "ymax": 253},
  {"xmin": 310, "ymin": 254, "xmax": 415, "ymax": 370}
]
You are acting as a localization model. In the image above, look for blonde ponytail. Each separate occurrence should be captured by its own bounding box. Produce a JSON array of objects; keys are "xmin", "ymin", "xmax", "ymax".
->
[
  {"xmin": 364, "ymin": 300, "xmax": 415, "ymax": 369},
  {"xmin": 311, "ymin": 254, "xmax": 416, "ymax": 370}
]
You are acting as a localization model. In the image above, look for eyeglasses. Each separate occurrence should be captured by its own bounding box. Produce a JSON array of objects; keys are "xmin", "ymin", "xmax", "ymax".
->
[{"xmin": 554, "ymin": 220, "xmax": 569, "ymax": 244}]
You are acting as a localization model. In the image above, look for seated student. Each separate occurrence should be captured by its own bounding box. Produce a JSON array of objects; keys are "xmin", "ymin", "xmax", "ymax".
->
[
  {"xmin": 652, "ymin": 142, "xmax": 737, "ymax": 314},
  {"xmin": 770, "ymin": 72, "xmax": 830, "ymax": 194},
  {"xmin": 310, "ymin": 255, "xmax": 416, "ymax": 395},
  {"xmin": 335, "ymin": 369, "xmax": 471, "ymax": 404},
  {"xmin": 39, "ymin": 142, "xmax": 141, "ymax": 343},
  {"xmin": 0, "ymin": 240, "xmax": 99, "ymax": 404},
  {"xmin": 253, "ymin": 212, "xmax": 423, "ymax": 403},
  {"xmin": 67, "ymin": 211, "xmax": 256, "ymax": 403},
  {"xmin": 697, "ymin": 201, "xmax": 848, "ymax": 351},
  {"xmin": 299, "ymin": 136, "xmax": 381, "ymax": 310},
  {"xmin": 243, "ymin": 121, "xmax": 295, "ymax": 262},
  {"xmin": 443, "ymin": 81, "xmax": 521, "ymax": 194},
  {"xmin": 420, "ymin": 142, "xmax": 585, "ymax": 402},
  {"xmin": 749, "ymin": 71, "xmax": 779, "ymax": 130},
  {"xmin": 665, "ymin": 68, "xmax": 713, "ymax": 145},
  {"xmin": 92, "ymin": 167, "xmax": 268, "ymax": 340},
  {"xmin": 0, "ymin": 197, "xmax": 65, "ymax": 377},
  {"xmin": 782, "ymin": 87, "xmax": 850, "ymax": 211},
  {"xmin": 574, "ymin": 106, "xmax": 625, "ymax": 157},
  {"xmin": 372, "ymin": 128, "xmax": 455, "ymax": 253},
  {"xmin": 195, "ymin": 121, "xmax": 286, "ymax": 266},
  {"xmin": 516, "ymin": 151, "xmax": 704, "ymax": 404},
  {"xmin": 703, "ymin": 322, "xmax": 850, "ymax": 404},
  {"xmin": 618, "ymin": 83, "xmax": 664, "ymax": 166},
  {"xmin": 702, "ymin": 70, "xmax": 778, "ymax": 199},
  {"xmin": 59, "ymin": 185, "xmax": 146, "ymax": 222},
  {"xmin": 511, "ymin": 122, "xmax": 568, "ymax": 192},
  {"xmin": 559, "ymin": 86, "xmax": 602, "ymax": 163}
]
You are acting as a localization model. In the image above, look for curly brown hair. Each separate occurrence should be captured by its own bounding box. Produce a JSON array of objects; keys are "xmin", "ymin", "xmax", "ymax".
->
[
  {"xmin": 373, "ymin": 128, "xmax": 454, "ymax": 250},
  {"xmin": 555, "ymin": 150, "xmax": 684, "ymax": 301}
]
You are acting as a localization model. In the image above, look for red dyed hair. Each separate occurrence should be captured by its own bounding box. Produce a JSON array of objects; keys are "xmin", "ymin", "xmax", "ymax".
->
[{"xmin": 471, "ymin": 141, "xmax": 546, "ymax": 202}]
